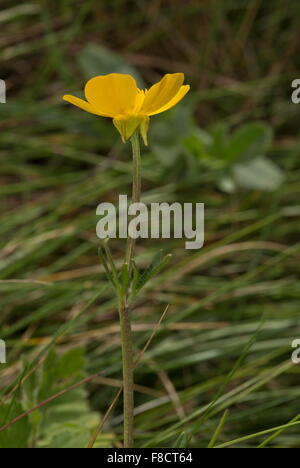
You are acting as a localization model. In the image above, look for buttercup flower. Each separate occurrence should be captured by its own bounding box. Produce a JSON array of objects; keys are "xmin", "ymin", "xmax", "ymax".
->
[{"xmin": 63, "ymin": 73, "xmax": 190, "ymax": 145}]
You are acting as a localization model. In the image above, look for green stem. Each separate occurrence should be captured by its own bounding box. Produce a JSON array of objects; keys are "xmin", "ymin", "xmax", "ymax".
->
[
  {"xmin": 118, "ymin": 300, "xmax": 134, "ymax": 448},
  {"xmin": 119, "ymin": 130, "xmax": 141, "ymax": 448},
  {"xmin": 125, "ymin": 131, "xmax": 141, "ymax": 266}
]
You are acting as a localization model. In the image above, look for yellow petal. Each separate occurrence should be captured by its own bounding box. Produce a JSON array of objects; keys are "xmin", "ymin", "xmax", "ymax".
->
[
  {"xmin": 85, "ymin": 74, "xmax": 140, "ymax": 117},
  {"xmin": 135, "ymin": 89, "xmax": 145, "ymax": 113},
  {"xmin": 63, "ymin": 95, "xmax": 105, "ymax": 116},
  {"xmin": 113, "ymin": 115, "xmax": 142, "ymax": 143},
  {"xmin": 141, "ymin": 73, "xmax": 184, "ymax": 115},
  {"xmin": 147, "ymin": 85, "xmax": 190, "ymax": 116}
]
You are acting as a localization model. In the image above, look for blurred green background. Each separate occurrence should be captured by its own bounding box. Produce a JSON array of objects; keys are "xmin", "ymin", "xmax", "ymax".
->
[{"xmin": 0, "ymin": 0, "xmax": 300, "ymax": 448}]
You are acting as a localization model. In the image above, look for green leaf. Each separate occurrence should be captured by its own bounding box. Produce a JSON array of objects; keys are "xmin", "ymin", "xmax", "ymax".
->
[
  {"xmin": 209, "ymin": 122, "xmax": 230, "ymax": 162},
  {"xmin": 98, "ymin": 246, "xmax": 117, "ymax": 290},
  {"xmin": 132, "ymin": 260, "xmax": 140, "ymax": 287},
  {"xmin": 226, "ymin": 122, "xmax": 273, "ymax": 163},
  {"xmin": 208, "ymin": 409, "xmax": 229, "ymax": 448},
  {"xmin": 98, "ymin": 241, "xmax": 121, "ymax": 295},
  {"xmin": 38, "ymin": 424, "xmax": 90, "ymax": 449},
  {"xmin": 173, "ymin": 431, "xmax": 189, "ymax": 448},
  {"xmin": 102, "ymin": 239, "xmax": 121, "ymax": 295},
  {"xmin": 151, "ymin": 104, "xmax": 194, "ymax": 166},
  {"xmin": 0, "ymin": 402, "xmax": 31, "ymax": 448},
  {"xmin": 56, "ymin": 348, "xmax": 86, "ymax": 379},
  {"xmin": 38, "ymin": 349, "xmax": 60, "ymax": 401},
  {"xmin": 183, "ymin": 129, "xmax": 212, "ymax": 160},
  {"xmin": 38, "ymin": 421, "xmax": 113, "ymax": 448},
  {"xmin": 38, "ymin": 348, "xmax": 86, "ymax": 402},
  {"xmin": 232, "ymin": 156, "xmax": 284, "ymax": 191},
  {"xmin": 35, "ymin": 348, "xmax": 106, "ymax": 448},
  {"xmin": 120, "ymin": 262, "xmax": 130, "ymax": 296},
  {"xmin": 132, "ymin": 251, "xmax": 172, "ymax": 297},
  {"xmin": 78, "ymin": 43, "xmax": 143, "ymax": 87}
]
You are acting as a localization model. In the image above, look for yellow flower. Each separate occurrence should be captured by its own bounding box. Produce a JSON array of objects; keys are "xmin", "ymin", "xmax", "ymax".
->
[{"xmin": 63, "ymin": 73, "xmax": 190, "ymax": 145}]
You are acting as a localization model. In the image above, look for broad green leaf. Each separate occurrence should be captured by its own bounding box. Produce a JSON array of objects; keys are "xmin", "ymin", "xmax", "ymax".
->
[
  {"xmin": 56, "ymin": 348, "xmax": 86, "ymax": 379},
  {"xmin": 38, "ymin": 425, "xmax": 90, "ymax": 449},
  {"xmin": 34, "ymin": 348, "xmax": 106, "ymax": 448},
  {"xmin": 209, "ymin": 122, "xmax": 230, "ymax": 161},
  {"xmin": 78, "ymin": 43, "xmax": 143, "ymax": 87},
  {"xmin": 183, "ymin": 129, "xmax": 212, "ymax": 161},
  {"xmin": 151, "ymin": 104, "xmax": 194, "ymax": 166},
  {"xmin": 0, "ymin": 402, "xmax": 31, "ymax": 448},
  {"xmin": 232, "ymin": 156, "xmax": 284, "ymax": 191},
  {"xmin": 226, "ymin": 122, "xmax": 273, "ymax": 163}
]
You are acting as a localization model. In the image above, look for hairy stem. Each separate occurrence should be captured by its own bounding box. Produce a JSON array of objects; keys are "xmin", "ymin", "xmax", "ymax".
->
[
  {"xmin": 118, "ymin": 300, "xmax": 134, "ymax": 448},
  {"xmin": 125, "ymin": 131, "xmax": 141, "ymax": 266},
  {"xmin": 119, "ymin": 130, "xmax": 141, "ymax": 448}
]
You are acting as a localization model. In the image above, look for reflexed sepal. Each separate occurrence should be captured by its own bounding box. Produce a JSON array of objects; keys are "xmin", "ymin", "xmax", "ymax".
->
[
  {"xmin": 113, "ymin": 115, "xmax": 142, "ymax": 143},
  {"xmin": 139, "ymin": 115, "xmax": 149, "ymax": 146},
  {"xmin": 113, "ymin": 115, "xmax": 149, "ymax": 145}
]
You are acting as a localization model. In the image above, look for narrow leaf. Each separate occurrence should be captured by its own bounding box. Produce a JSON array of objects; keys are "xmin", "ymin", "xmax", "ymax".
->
[
  {"xmin": 133, "ymin": 251, "xmax": 172, "ymax": 296},
  {"xmin": 208, "ymin": 409, "xmax": 229, "ymax": 448}
]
